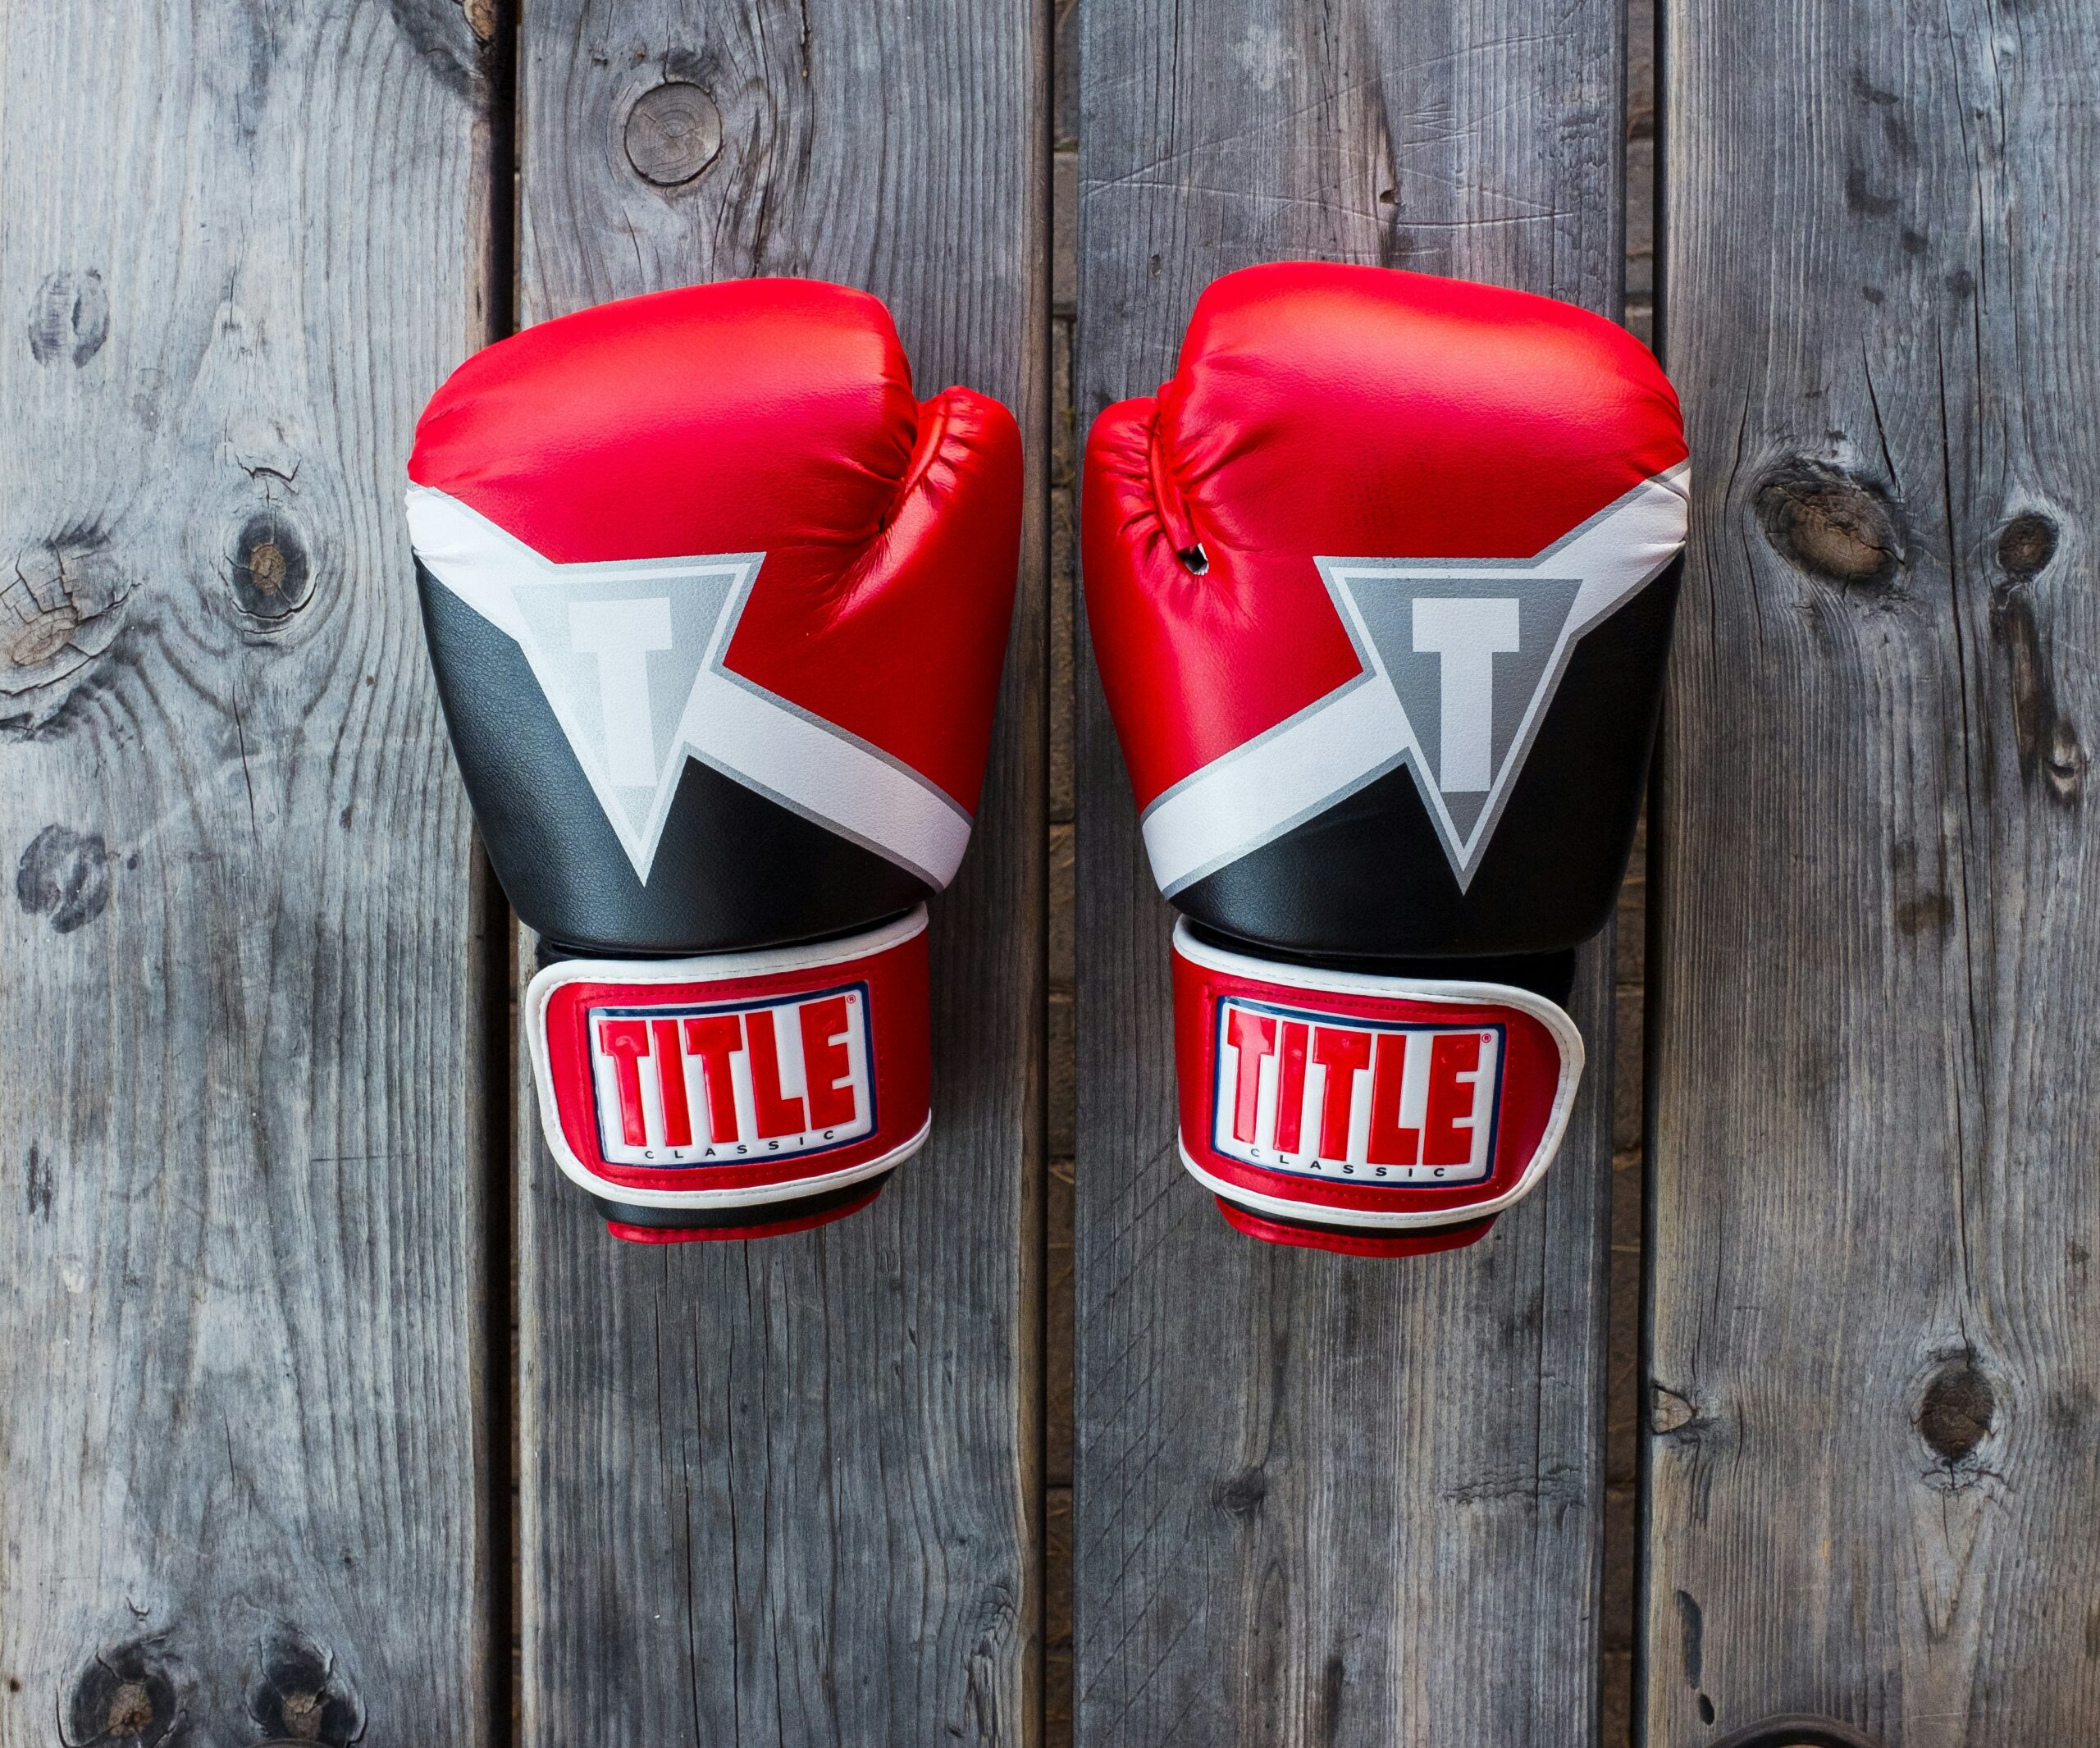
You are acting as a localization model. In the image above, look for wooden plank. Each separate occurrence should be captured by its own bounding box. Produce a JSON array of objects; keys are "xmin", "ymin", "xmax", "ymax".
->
[
  {"xmin": 1074, "ymin": 4, "xmax": 1626, "ymax": 1745},
  {"xmin": 1649, "ymin": 3, "xmax": 2100, "ymax": 1742},
  {"xmin": 511, "ymin": 4, "xmax": 1046, "ymax": 1742},
  {"xmin": 0, "ymin": 4, "xmax": 500, "ymax": 1744}
]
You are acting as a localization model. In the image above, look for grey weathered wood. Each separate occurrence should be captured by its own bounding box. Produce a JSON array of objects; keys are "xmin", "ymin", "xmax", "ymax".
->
[
  {"xmin": 0, "ymin": 4, "xmax": 500, "ymax": 1744},
  {"xmin": 512, "ymin": 5, "xmax": 1046, "ymax": 1742},
  {"xmin": 1649, "ymin": 4, "xmax": 2100, "ymax": 1743},
  {"xmin": 1074, "ymin": 4, "xmax": 1625, "ymax": 1745}
]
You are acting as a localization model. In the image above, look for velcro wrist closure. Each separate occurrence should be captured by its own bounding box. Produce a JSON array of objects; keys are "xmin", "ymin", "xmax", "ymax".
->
[
  {"xmin": 526, "ymin": 907, "xmax": 931, "ymax": 1221},
  {"xmin": 1171, "ymin": 920, "xmax": 1584, "ymax": 1253}
]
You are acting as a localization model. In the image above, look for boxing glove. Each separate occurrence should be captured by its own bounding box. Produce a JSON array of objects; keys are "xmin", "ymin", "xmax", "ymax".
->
[
  {"xmin": 1084, "ymin": 263, "xmax": 1687, "ymax": 1257},
  {"xmin": 407, "ymin": 280, "xmax": 1021, "ymax": 1242}
]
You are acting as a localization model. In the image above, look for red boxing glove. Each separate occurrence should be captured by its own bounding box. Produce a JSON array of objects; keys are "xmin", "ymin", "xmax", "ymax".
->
[
  {"xmin": 409, "ymin": 280, "xmax": 1022, "ymax": 1240},
  {"xmin": 1084, "ymin": 262, "xmax": 1687, "ymax": 1255}
]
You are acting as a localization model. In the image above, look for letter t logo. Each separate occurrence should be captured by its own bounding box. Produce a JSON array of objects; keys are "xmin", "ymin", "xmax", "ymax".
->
[
  {"xmin": 1410, "ymin": 596, "xmax": 1520, "ymax": 793},
  {"xmin": 569, "ymin": 597, "xmax": 675, "ymax": 787}
]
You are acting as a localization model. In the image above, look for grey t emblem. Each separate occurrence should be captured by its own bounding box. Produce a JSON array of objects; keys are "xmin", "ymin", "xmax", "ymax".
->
[
  {"xmin": 406, "ymin": 480, "xmax": 980, "ymax": 892},
  {"xmin": 509, "ymin": 561, "xmax": 754, "ymax": 864},
  {"xmin": 567, "ymin": 597, "xmax": 677, "ymax": 787},
  {"xmin": 1131, "ymin": 468, "xmax": 1690, "ymax": 901},
  {"xmin": 1318, "ymin": 560, "xmax": 1585, "ymax": 883}
]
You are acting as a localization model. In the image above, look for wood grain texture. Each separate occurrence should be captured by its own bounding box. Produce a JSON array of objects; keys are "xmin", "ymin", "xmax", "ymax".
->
[
  {"xmin": 0, "ymin": 2, "xmax": 500, "ymax": 1744},
  {"xmin": 512, "ymin": 4, "xmax": 1046, "ymax": 1742},
  {"xmin": 1650, "ymin": 3, "xmax": 2100, "ymax": 1743},
  {"xmin": 1073, "ymin": 3, "xmax": 1625, "ymax": 1744}
]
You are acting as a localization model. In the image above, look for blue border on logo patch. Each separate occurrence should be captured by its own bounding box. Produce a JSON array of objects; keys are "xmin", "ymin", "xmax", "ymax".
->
[
  {"xmin": 1210, "ymin": 993, "xmax": 1504, "ymax": 1187},
  {"xmin": 587, "ymin": 978, "xmax": 876, "ymax": 1168}
]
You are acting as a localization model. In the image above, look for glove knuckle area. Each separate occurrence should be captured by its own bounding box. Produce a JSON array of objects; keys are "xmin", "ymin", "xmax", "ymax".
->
[
  {"xmin": 409, "ymin": 278, "xmax": 922, "ymax": 564},
  {"xmin": 884, "ymin": 386, "xmax": 1023, "ymax": 528},
  {"xmin": 1162, "ymin": 263, "xmax": 1686, "ymax": 561}
]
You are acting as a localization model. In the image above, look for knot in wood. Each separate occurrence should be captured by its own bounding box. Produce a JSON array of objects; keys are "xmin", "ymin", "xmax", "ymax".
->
[
  {"xmin": 1919, "ymin": 1357, "xmax": 1993, "ymax": 1461},
  {"xmin": 1650, "ymin": 1381, "xmax": 1704, "ymax": 1438},
  {"xmin": 2044, "ymin": 720, "xmax": 2088, "ymax": 800},
  {"xmin": 625, "ymin": 82, "xmax": 723, "ymax": 186},
  {"xmin": 249, "ymin": 1622, "xmax": 362, "ymax": 1747},
  {"xmin": 1211, "ymin": 1465, "xmax": 1267, "ymax": 1518},
  {"xmin": 6, "ymin": 605, "xmax": 80, "ymax": 668},
  {"xmin": 2, "ymin": 532, "xmax": 128, "ymax": 717},
  {"xmin": 231, "ymin": 512, "xmax": 311, "ymax": 623},
  {"xmin": 249, "ymin": 542, "xmax": 286, "ymax": 595},
  {"xmin": 1997, "ymin": 513, "xmax": 2058, "ymax": 579},
  {"xmin": 1754, "ymin": 460, "xmax": 1905, "ymax": 590},
  {"xmin": 107, "ymin": 1681, "xmax": 155, "ymax": 1737},
  {"xmin": 28, "ymin": 268, "xmax": 109, "ymax": 367},
  {"xmin": 279, "ymin": 1690, "xmax": 323, "ymax": 1740},
  {"xmin": 66, "ymin": 1639, "xmax": 184, "ymax": 1748},
  {"xmin": 16, "ymin": 824, "xmax": 112, "ymax": 933}
]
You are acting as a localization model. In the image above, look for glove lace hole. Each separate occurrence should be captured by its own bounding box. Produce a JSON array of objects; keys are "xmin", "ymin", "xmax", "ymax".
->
[{"xmin": 1178, "ymin": 542, "xmax": 1210, "ymax": 576}]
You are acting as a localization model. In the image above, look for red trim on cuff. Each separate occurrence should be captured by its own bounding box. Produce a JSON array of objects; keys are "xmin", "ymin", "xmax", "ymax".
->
[
  {"xmin": 605, "ymin": 1180, "xmax": 888, "ymax": 1244},
  {"xmin": 1214, "ymin": 1198, "xmax": 1498, "ymax": 1257}
]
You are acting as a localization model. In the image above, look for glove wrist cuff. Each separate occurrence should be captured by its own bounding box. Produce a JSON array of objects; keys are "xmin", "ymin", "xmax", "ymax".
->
[
  {"xmin": 1170, "ymin": 920, "xmax": 1585, "ymax": 1256},
  {"xmin": 526, "ymin": 907, "xmax": 932, "ymax": 1242}
]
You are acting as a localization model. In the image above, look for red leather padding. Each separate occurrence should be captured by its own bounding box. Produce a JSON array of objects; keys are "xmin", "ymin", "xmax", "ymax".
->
[
  {"xmin": 1171, "ymin": 925, "xmax": 1580, "ymax": 1244},
  {"xmin": 1084, "ymin": 262, "xmax": 1688, "ymax": 811}
]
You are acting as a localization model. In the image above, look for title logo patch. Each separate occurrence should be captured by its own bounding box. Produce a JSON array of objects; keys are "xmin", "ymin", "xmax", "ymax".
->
[
  {"xmin": 587, "ymin": 984, "xmax": 875, "ymax": 1166},
  {"xmin": 1212, "ymin": 997, "xmax": 1502, "ymax": 1184}
]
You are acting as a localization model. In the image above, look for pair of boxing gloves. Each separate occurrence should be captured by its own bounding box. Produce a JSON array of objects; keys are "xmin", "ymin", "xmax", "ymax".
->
[{"xmin": 406, "ymin": 266, "xmax": 1689, "ymax": 1255}]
